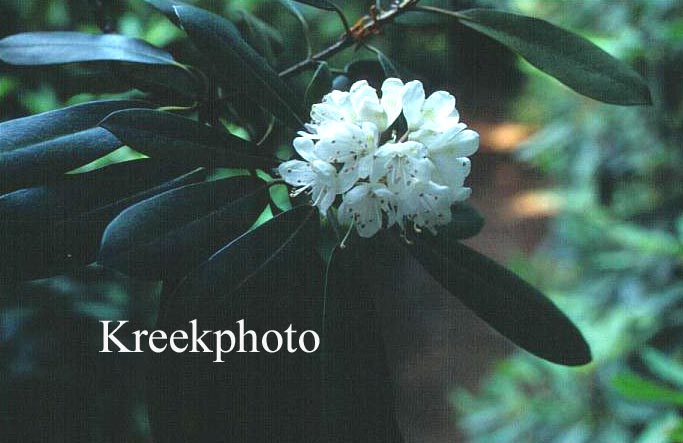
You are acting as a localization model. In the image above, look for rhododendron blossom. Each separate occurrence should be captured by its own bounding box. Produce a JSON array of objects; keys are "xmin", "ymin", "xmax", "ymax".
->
[{"xmin": 279, "ymin": 78, "xmax": 479, "ymax": 238}]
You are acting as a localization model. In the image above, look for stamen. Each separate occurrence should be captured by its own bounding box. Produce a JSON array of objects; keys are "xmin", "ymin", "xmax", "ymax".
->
[{"xmin": 340, "ymin": 222, "xmax": 355, "ymax": 249}]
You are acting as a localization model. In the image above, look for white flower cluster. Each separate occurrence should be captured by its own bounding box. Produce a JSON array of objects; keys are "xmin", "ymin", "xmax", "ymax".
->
[{"xmin": 279, "ymin": 78, "xmax": 479, "ymax": 238}]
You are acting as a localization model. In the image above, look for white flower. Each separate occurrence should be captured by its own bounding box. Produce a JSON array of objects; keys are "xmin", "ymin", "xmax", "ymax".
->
[
  {"xmin": 278, "ymin": 78, "xmax": 479, "ymax": 238},
  {"xmin": 315, "ymin": 121, "xmax": 379, "ymax": 180},
  {"xmin": 399, "ymin": 180, "xmax": 455, "ymax": 234},
  {"xmin": 278, "ymin": 138, "xmax": 354, "ymax": 215},
  {"xmin": 402, "ymin": 80, "xmax": 461, "ymax": 132},
  {"xmin": 371, "ymin": 141, "xmax": 433, "ymax": 193},
  {"xmin": 338, "ymin": 183, "xmax": 397, "ymax": 238}
]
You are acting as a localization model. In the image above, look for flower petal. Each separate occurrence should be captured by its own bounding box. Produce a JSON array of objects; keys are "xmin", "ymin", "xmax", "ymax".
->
[
  {"xmin": 349, "ymin": 81, "xmax": 387, "ymax": 129},
  {"xmin": 450, "ymin": 129, "xmax": 480, "ymax": 156},
  {"xmin": 316, "ymin": 122, "xmax": 370, "ymax": 163},
  {"xmin": 402, "ymin": 80, "xmax": 425, "ymax": 131},
  {"xmin": 314, "ymin": 186, "xmax": 337, "ymax": 214},
  {"xmin": 293, "ymin": 137, "xmax": 318, "ymax": 162},
  {"xmin": 423, "ymin": 90, "xmax": 456, "ymax": 123},
  {"xmin": 310, "ymin": 103, "xmax": 344, "ymax": 125},
  {"xmin": 431, "ymin": 154, "xmax": 471, "ymax": 188},
  {"xmin": 279, "ymin": 160, "xmax": 315, "ymax": 186},
  {"xmin": 381, "ymin": 78, "xmax": 404, "ymax": 128}
]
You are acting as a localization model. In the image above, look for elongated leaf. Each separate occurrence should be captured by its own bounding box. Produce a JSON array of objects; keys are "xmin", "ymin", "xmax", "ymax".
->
[
  {"xmin": 0, "ymin": 32, "xmax": 177, "ymax": 66},
  {"xmin": 1, "ymin": 128, "xmax": 120, "ymax": 192},
  {"xmin": 292, "ymin": 0, "xmax": 336, "ymax": 11},
  {"xmin": 99, "ymin": 109, "xmax": 278, "ymax": 169},
  {"xmin": 1, "ymin": 99, "xmax": 151, "ymax": 152},
  {"xmin": 437, "ymin": 8, "xmax": 651, "ymax": 105},
  {"xmin": 149, "ymin": 206, "xmax": 323, "ymax": 442},
  {"xmin": 321, "ymin": 241, "xmax": 405, "ymax": 443},
  {"xmin": 164, "ymin": 205, "xmax": 319, "ymax": 318},
  {"xmin": 0, "ymin": 159, "xmax": 200, "ymax": 279},
  {"xmin": 405, "ymin": 235, "xmax": 591, "ymax": 366},
  {"xmin": 0, "ymin": 100, "xmax": 152, "ymax": 192},
  {"xmin": 441, "ymin": 202, "xmax": 485, "ymax": 240},
  {"xmin": 119, "ymin": 64, "xmax": 203, "ymax": 99},
  {"xmin": 613, "ymin": 373, "xmax": 683, "ymax": 406},
  {"xmin": 171, "ymin": 4, "xmax": 305, "ymax": 127},
  {"xmin": 145, "ymin": 0, "xmax": 182, "ymax": 25},
  {"xmin": 235, "ymin": 10, "xmax": 284, "ymax": 61},
  {"xmin": 99, "ymin": 176, "xmax": 270, "ymax": 279},
  {"xmin": 305, "ymin": 62, "xmax": 332, "ymax": 107}
]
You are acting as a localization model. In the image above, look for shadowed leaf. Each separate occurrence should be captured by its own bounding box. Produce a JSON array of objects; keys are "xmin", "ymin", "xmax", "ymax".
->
[
  {"xmin": 440, "ymin": 203, "xmax": 485, "ymax": 240},
  {"xmin": 170, "ymin": 4, "xmax": 305, "ymax": 127},
  {"xmin": 321, "ymin": 240, "xmax": 406, "ymax": 443},
  {"xmin": 149, "ymin": 206, "xmax": 324, "ymax": 442},
  {"xmin": 0, "ymin": 159, "xmax": 202, "ymax": 279},
  {"xmin": 405, "ymin": 235, "xmax": 592, "ymax": 366},
  {"xmin": 99, "ymin": 109, "xmax": 278, "ymax": 169},
  {"xmin": 428, "ymin": 8, "xmax": 651, "ymax": 105},
  {"xmin": 98, "ymin": 176, "xmax": 270, "ymax": 280},
  {"xmin": 0, "ymin": 100, "xmax": 152, "ymax": 192}
]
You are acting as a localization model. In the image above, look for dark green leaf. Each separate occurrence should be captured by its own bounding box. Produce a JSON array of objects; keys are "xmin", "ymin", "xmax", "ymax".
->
[
  {"xmin": 405, "ymin": 235, "xmax": 591, "ymax": 366},
  {"xmin": 0, "ymin": 100, "xmax": 152, "ymax": 192},
  {"xmin": 0, "ymin": 159, "xmax": 201, "ymax": 279},
  {"xmin": 321, "ymin": 240, "xmax": 406, "ymax": 443},
  {"xmin": 0, "ymin": 128, "xmax": 120, "ymax": 193},
  {"xmin": 99, "ymin": 109, "xmax": 278, "ymax": 169},
  {"xmin": 612, "ymin": 373, "xmax": 683, "ymax": 406},
  {"xmin": 118, "ymin": 64, "xmax": 203, "ymax": 100},
  {"xmin": 305, "ymin": 62, "xmax": 332, "ymax": 107},
  {"xmin": 1, "ymin": 99, "xmax": 151, "ymax": 153},
  {"xmin": 440, "ymin": 202, "xmax": 485, "ymax": 240},
  {"xmin": 292, "ymin": 0, "xmax": 336, "ymax": 11},
  {"xmin": 171, "ymin": 4, "xmax": 305, "ymax": 127},
  {"xmin": 0, "ymin": 32, "xmax": 178, "ymax": 66},
  {"xmin": 451, "ymin": 9, "xmax": 651, "ymax": 105},
  {"xmin": 235, "ymin": 10, "xmax": 284, "ymax": 60},
  {"xmin": 149, "ymin": 206, "xmax": 324, "ymax": 442},
  {"xmin": 145, "ymin": 0, "xmax": 183, "ymax": 25},
  {"xmin": 223, "ymin": 98, "xmax": 273, "ymax": 146},
  {"xmin": 163, "ymin": 205, "xmax": 319, "ymax": 319},
  {"xmin": 98, "ymin": 176, "xmax": 270, "ymax": 280}
]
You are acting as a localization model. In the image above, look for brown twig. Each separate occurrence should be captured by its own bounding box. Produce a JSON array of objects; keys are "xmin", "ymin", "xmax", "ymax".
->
[{"xmin": 278, "ymin": 0, "xmax": 421, "ymax": 79}]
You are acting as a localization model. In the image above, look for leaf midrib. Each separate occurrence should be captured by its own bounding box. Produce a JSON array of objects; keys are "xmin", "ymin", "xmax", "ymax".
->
[{"xmin": 222, "ymin": 207, "xmax": 315, "ymax": 303}]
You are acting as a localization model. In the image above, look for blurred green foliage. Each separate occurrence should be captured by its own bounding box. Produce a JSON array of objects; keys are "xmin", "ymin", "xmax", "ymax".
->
[{"xmin": 454, "ymin": 1, "xmax": 683, "ymax": 442}]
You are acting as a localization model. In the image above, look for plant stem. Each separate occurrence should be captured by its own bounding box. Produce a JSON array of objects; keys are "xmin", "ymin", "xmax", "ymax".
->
[
  {"xmin": 278, "ymin": 0, "xmax": 422, "ymax": 79},
  {"xmin": 279, "ymin": 36, "xmax": 354, "ymax": 79}
]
